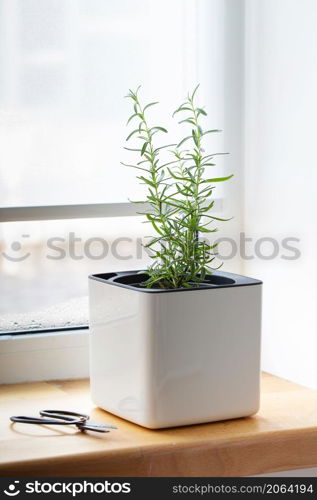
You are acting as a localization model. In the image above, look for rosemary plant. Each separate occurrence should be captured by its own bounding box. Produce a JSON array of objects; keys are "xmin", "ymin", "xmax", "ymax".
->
[{"xmin": 122, "ymin": 85, "xmax": 233, "ymax": 289}]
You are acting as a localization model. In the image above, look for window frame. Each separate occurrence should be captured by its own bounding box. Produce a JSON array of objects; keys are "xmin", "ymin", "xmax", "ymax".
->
[
  {"xmin": 0, "ymin": 202, "xmax": 144, "ymax": 223},
  {"xmin": 0, "ymin": 328, "xmax": 89, "ymax": 384}
]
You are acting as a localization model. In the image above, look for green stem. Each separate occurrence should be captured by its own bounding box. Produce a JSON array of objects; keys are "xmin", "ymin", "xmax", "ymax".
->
[{"xmin": 135, "ymin": 98, "xmax": 178, "ymax": 287}]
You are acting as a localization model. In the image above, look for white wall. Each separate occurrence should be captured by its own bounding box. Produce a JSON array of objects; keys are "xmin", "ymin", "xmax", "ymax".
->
[{"xmin": 244, "ymin": 0, "xmax": 317, "ymax": 389}]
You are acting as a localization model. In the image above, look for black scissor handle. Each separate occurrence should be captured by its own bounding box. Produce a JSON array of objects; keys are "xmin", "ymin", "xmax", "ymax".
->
[
  {"xmin": 40, "ymin": 410, "xmax": 89, "ymax": 422},
  {"xmin": 10, "ymin": 415, "xmax": 82, "ymax": 425}
]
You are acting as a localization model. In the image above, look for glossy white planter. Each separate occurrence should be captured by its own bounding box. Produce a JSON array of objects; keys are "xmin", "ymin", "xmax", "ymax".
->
[{"xmin": 89, "ymin": 270, "xmax": 262, "ymax": 429}]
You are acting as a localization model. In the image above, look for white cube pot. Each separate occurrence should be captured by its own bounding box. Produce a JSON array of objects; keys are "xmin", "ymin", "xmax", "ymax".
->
[{"xmin": 89, "ymin": 270, "xmax": 262, "ymax": 429}]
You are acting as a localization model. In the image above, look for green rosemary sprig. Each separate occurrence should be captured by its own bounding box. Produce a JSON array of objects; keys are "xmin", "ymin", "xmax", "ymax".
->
[{"xmin": 123, "ymin": 85, "xmax": 233, "ymax": 289}]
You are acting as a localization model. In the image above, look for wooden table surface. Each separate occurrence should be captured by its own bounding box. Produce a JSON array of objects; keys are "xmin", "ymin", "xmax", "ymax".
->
[{"xmin": 1, "ymin": 373, "xmax": 317, "ymax": 477}]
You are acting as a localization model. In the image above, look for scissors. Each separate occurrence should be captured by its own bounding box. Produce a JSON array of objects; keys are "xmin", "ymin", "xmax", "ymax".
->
[{"xmin": 10, "ymin": 410, "xmax": 117, "ymax": 433}]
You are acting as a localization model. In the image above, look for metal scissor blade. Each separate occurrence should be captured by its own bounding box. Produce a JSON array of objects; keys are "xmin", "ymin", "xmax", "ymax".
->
[
  {"xmin": 77, "ymin": 421, "xmax": 117, "ymax": 432},
  {"xmin": 78, "ymin": 424, "xmax": 110, "ymax": 433},
  {"xmin": 88, "ymin": 420, "xmax": 117, "ymax": 430}
]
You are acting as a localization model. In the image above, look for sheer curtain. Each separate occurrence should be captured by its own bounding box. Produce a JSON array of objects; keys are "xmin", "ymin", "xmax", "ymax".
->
[{"xmin": 0, "ymin": 0, "xmax": 199, "ymax": 207}]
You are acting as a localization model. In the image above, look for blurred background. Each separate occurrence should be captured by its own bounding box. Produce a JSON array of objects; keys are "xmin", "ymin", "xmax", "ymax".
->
[{"xmin": 0, "ymin": 0, "xmax": 316, "ymax": 389}]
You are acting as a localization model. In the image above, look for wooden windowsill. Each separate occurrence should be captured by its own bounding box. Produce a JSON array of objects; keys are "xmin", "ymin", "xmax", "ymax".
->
[{"xmin": 1, "ymin": 373, "xmax": 317, "ymax": 477}]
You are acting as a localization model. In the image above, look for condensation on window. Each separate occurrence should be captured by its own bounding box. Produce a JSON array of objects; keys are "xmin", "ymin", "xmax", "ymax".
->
[{"xmin": 0, "ymin": 297, "xmax": 89, "ymax": 333}]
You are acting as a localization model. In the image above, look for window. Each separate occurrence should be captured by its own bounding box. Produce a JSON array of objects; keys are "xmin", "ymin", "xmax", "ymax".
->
[
  {"xmin": 0, "ymin": 0, "xmax": 242, "ymax": 385},
  {"xmin": 2, "ymin": 0, "xmax": 228, "ymax": 335},
  {"xmin": 0, "ymin": 216, "xmax": 152, "ymax": 334}
]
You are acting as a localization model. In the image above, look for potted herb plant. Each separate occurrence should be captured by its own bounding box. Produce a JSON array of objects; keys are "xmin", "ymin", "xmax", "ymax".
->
[{"xmin": 89, "ymin": 86, "xmax": 262, "ymax": 429}]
